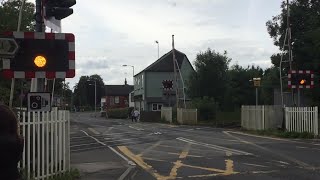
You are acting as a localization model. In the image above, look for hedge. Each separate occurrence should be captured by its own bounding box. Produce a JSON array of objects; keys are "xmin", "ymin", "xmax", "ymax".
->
[{"xmin": 107, "ymin": 107, "xmax": 131, "ymax": 119}]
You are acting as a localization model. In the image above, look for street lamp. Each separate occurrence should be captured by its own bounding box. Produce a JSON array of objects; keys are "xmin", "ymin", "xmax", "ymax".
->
[
  {"xmin": 122, "ymin": 64, "xmax": 135, "ymax": 85},
  {"xmin": 155, "ymin": 40, "xmax": 159, "ymax": 59},
  {"xmin": 87, "ymin": 79, "xmax": 97, "ymax": 117}
]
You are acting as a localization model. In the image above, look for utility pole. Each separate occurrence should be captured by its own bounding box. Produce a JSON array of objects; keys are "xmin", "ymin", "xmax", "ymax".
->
[
  {"xmin": 172, "ymin": 35, "xmax": 179, "ymax": 109},
  {"xmin": 9, "ymin": 0, "xmax": 25, "ymax": 108}
]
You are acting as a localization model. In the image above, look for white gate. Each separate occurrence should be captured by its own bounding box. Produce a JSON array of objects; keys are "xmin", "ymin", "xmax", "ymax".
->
[
  {"xmin": 285, "ymin": 107, "xmax": 318, "ymax": 135},
  {"xmin": 18, "ymin": 108, "xmax": 70, "ymax": 179}
]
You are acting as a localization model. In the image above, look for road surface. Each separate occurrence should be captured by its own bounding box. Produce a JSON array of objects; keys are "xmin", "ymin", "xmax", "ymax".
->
[{"xmin": 70, "ymin": 112, "xmax": 320, "ymax": 180}]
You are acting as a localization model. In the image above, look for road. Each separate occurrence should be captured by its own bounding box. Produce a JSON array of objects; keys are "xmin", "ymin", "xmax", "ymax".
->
[{"xmin": 71, "ymin": 112, "xmax": 320, "ymax": 180}]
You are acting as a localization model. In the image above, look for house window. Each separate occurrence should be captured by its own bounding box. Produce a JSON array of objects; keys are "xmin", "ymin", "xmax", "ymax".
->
[
  {"xmin": 115, "ymin": 96, "xmax": 120, "ymax": 104},
  {"xmin": 110, "ymin": 97, "xmax": 114, "ymax": 105},
  {"xmin": 152, "ymin": 103, "xmax": 163, "ymax": 111}
]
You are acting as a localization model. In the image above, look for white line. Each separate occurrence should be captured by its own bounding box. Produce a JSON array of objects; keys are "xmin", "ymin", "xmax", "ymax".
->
[
  {"xmin": 243, "ymin": 163, "xmax": 268, "ymax": 168},
  {"xmin": 176, "ymin": 137, "xmax": 252, "ymax": 155},
  {"xmin": 271, "ymin": 160, "xmax": 290, "ymax": 165},
  {"xmin": 129, "ymin": 126, "xmax": 144, "ymax": 131},
  {"xmin": 81, "ymin": 130, "xmax": 106, "ymax": 146},
  {"xmin": 118, "ymin": 166, "xmax": 135, "ymax": 180},
  {"xmin": 108, "ymin": 146, "xmax": 136, "ymax": 166},
  {"xmin": 80, "ymin": 130, "xmax": 136, "ymax": 167},
  {"xmin": 88, "ymin": 127, "xmax": 100, "ymax": 135}
]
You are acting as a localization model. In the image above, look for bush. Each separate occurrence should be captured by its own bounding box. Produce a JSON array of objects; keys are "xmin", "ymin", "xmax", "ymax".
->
[
  {"xmin": 192, "ymin": 96, "xmax": 218, "ymax": 121},
  {"xmin": 107, "ymin": 107, "xmax": 129, "ymax": 119}
]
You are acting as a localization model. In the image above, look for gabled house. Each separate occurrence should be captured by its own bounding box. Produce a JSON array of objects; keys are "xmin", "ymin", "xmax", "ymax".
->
[
  {"xmin": 133, "ymin": 49, "xmax": 194, "ymax": 112},
  {"xmin": 101, "ymin": 79, "xmax": 133, "ymax": 109}
]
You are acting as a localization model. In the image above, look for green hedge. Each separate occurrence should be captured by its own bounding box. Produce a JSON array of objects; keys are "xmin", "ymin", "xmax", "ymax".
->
[{"xmin": 107, "ymin": 107, "xmax": 131, "ymax": 119}]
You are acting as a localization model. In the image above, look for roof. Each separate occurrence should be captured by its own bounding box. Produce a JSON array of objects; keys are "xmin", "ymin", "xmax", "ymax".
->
[
  {"xmin": 105, "ymin": 85, "xmax": 134, "ymax": 96},
  {"xmin": 135, "ymin": 49, "xmax": 188, "ymax": 76}
]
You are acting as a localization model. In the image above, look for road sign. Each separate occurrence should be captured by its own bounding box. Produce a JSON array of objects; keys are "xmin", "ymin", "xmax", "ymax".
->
[
  {"xmin": 288, "ymin": 70, "xmax": 314, "ymax": 89},
  {"xmin": 0, "ymin": 38, "xmax": 19, "ymax": 57},
  {"xmin": 27, "ymin": 92, "xmax": 51, "ymax": 112},
  {"xmin": 1, "ymin": 32, "xmax": 75, "ymax": 79}
]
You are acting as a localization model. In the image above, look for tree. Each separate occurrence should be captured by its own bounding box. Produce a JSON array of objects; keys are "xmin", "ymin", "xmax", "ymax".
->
[
  {"xmin": 0, "ymin": 0, "xmax": 35, "ymax": 32},
  {"xmin": 266, "ymin": 0, "xmax": 320, "ymax": 105},
  {"xmin": 0, "ymin": 0, "xmax": 35, "ymax": 105},
  {"xmin": 73, "ymin": 75, "xmax": 105, "ymax": 109},
  {"xmin": 188, "ymin": 49, "xmax": 231, "ymax": 107},
  {"xmin": 266, "ymin": 0, "xmax": 320, "ymax": 70}
]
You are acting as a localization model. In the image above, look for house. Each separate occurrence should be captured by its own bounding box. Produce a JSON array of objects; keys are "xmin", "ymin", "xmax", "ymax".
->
[
  {"xmin": 101, "ymin": 79, "xmax": 134, "ymax": 109},
  {"xmin": 133, "ymin": 49, "xmax": 194, "ymax": 112}
]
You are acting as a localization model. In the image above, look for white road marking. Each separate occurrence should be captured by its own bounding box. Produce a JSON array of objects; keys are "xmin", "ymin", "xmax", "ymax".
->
[
  {"xmin": 296, "ymin": 146, "xmax": 308, "ymax": 149},
  {"xmin": 243, "ymin": 163, "xmax": 268, "ymax": 168},
  {"xmin": 80, "ymin": 130, "xmax": 136, "ymax": 167},
  {"xmin": 271, "ymin": 160, "xmax": 290, "ymax": 165},
  {"xmin": 88, "ymin": 127, "xmax": 100, "ymax": 135},
  {"xmin": 103, "ymin": 127, "xmax": 114, "ymax": 134},
  {"xmin": 129, "ymin": 126, "xmax": 144, "ymax": 131},
  {"xmin": 176, "ymin": 137, "xmax": 252, "ymax": 155}
]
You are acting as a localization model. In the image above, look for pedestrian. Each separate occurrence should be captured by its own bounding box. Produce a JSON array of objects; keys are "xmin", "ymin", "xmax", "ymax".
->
[
  {"xmin": 0, "ymin": 105, "xmax": 24, "ymax": 180},
  {"xmin": 133, "ymin": 108, "xmax": 140, "ymax": 122}
]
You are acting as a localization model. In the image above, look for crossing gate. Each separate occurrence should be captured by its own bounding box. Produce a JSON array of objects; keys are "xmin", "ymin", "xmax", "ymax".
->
[
  {"xmin": 285, "ymin": 107, "xmax": 318, "ymax": 135},
  {"xmin": 17, "ymin": 108, "xmax": 70, "ymax": 179}
]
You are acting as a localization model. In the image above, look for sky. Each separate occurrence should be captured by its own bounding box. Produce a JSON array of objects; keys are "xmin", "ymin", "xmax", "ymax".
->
[{"xmin": 41, "ymin": 0, "xmax": 283, "ymax": 88}]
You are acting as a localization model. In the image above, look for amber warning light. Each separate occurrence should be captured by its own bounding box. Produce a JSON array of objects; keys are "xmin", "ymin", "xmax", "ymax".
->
[{"xmin": 34, "ymin": 55, "xmax": 47, "ymax": 68}]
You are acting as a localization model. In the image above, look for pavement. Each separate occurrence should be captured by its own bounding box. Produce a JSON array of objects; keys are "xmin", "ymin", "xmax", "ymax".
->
[{"xmin": 70, "ymin": 112, "xmax": 320, "ymax": 180}]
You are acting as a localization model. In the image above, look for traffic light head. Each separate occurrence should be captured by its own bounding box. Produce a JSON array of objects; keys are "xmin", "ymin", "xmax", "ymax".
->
[{"xmin": 45, "ymin": 0, "xmax": 76, "ymax": 20}]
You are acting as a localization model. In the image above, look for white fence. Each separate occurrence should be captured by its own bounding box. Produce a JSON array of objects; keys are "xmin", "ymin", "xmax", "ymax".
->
[
  {"xmin": 17, "ymin": 108, "xmax": 70, "ymax": 179},
  {"xmin": 177, "ymin": 108, "xmax": 197, "ymax": 125},
  {"xmin": 285, "ymin": 107, "xmax": 318, "ymax": 135},
  {"xmin": 161, "ymin": 107, "xmax": 172, "ymax": 123},
  {"xmin": 241, "ymin": 105, "xmax": 283, "ymax": 130}
]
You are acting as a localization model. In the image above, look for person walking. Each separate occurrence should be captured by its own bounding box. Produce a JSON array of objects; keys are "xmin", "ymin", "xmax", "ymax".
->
[
  {"xmin": 0, "ymin": 105, "xmax": 24, "ymax": 180},
  {"xmin": 133, "ymin": 108, "xmax": 140, "ymax": 122}
]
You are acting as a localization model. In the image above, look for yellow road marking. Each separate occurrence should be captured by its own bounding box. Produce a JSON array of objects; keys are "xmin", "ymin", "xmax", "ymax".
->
[
  {"xmin": 137, "ymin": 141, "xmax": 162, "ymax": 157},
  {"xmin": 169, "ymin": 143, "xmax": 191, "ymax": 178},
  {"xmin": 143, "ymin": 157, "xmax": 167, "ymax": 162},
  {"xmin": 88, "ymin": 128, "xmax": 100, "ymax": 135},
  {"xmin": 117, "ymin": 146, "xmax": 168, "ymax": 180}
]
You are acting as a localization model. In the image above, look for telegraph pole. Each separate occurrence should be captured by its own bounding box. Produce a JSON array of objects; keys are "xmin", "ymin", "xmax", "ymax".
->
[{"xmin": 172, "ymin": 35, "xmax": 179, "ymax": 109}]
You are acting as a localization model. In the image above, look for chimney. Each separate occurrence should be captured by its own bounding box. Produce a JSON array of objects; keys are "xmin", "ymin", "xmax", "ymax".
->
[{"xmin": 125, "ymin": 78, "xmax": 127, "ymax": 85}]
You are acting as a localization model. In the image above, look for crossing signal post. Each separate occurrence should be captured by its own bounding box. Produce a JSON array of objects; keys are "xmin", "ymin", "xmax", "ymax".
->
[{"xmin": 288, "ymin": 70, "xmax": 314, "ymax": 106}]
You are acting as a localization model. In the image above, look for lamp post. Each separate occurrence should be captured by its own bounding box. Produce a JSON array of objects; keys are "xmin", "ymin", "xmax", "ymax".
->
[
  {"xmin": 87, "ymin": 79, "xmax": 97, "ymax": 117},
  {"xmin": 155, "ymin": 40, "xmax": 159, "ymax": 59},
  {"xmin": 122, "ymin": 65, "xmax": 135, "ymax": 85}
]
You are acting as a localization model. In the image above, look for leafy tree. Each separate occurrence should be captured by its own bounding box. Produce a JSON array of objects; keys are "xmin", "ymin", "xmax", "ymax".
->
[
  {"xmin": 266, "ymin": 0, "xmax": 320, "ymax": 105},
  {"xmin": 266, "ymin": 0, "xmax": 320, "ymax": 70},
  {"xmin": 188, "ymin": 49, "xmax": 231, "ymax": 106},
  {"xmin": 0, "ymin": 0, "xmax": 35, "ymax": 32},
  {"xmin": 73, "ymin": 75, "xmax": 105, "ymax": 109},
  {"xmin": 0, "ymin": 0, "xmax": 35, "ymax": 105}
]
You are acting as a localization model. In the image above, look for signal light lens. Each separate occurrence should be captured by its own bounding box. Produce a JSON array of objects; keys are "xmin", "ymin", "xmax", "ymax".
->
[
  {"xmin": 34, "ymin": 55, "xmax": 47, "ymax": 68},
  {"xmin": 300, "ymin": 79, "xmax": 306, "ymax": 85}
]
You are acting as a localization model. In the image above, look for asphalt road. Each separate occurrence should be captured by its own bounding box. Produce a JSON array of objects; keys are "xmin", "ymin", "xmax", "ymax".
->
[{"xmin": 71, "ymin": 112, "xmax": 320, "ymax": 180}]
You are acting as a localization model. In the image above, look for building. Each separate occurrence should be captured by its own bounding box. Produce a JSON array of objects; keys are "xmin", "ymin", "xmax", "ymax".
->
[
  {"xmin": 133, "ymin": 49, "xmax": 194, "ymax": 111},
  {"xmin": 101, "ymin": 79, "xmax": 133, "ymax": 109}
]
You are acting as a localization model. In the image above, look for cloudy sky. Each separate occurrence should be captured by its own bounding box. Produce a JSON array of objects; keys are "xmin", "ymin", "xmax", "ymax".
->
[{"xmin": 52, "ymin": 0, "xmax": 282, "ymax": 88}]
